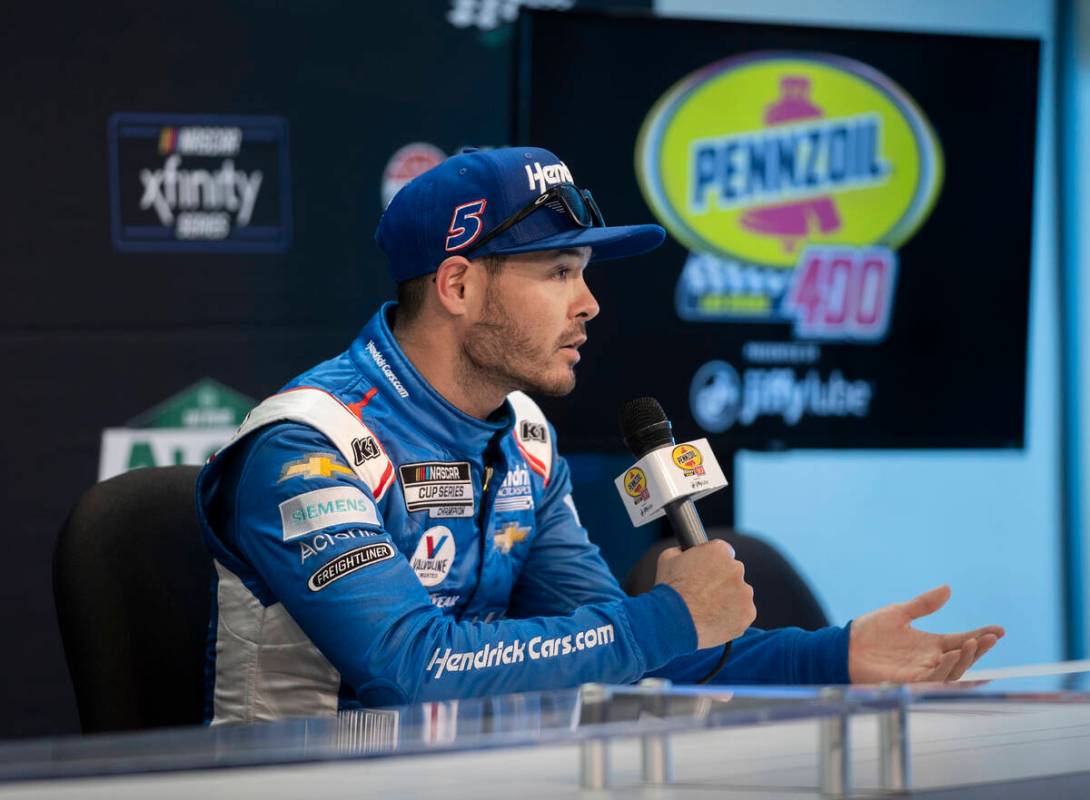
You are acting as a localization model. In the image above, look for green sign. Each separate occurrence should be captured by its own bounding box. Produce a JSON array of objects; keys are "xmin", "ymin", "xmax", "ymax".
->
[
  {"xmin": 99, "ymin": 378, "xmax": 255, "ymax": 480},
  {"xmin": 127, "ymin": 378, "xmax": 254, "ymax": 429}
]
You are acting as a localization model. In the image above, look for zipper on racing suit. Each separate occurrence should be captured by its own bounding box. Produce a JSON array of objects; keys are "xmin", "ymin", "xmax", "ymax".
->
[{"xmin": 460, "ymin": 433, "xmax": 506, "ymax": 618}]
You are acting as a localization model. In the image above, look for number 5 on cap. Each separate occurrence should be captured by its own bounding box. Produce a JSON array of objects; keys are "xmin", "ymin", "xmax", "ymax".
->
[{"xmin": 445, "ymin": 199, "xmax": 487, "ymax": 251}]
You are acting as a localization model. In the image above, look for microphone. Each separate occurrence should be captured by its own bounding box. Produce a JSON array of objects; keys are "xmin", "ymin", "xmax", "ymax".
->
[
  {"xmin": 619, "ymin": 396, "xmax": 733, "ymax": 683},
  {"xmin": 619, "ymin": 397, "xmax": 709, "ymax": 550}
]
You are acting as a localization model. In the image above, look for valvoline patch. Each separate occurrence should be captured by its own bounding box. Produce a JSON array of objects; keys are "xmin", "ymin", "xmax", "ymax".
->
[
  {"xmin": 636, "ymin": 52, "xmax": 944, "ymax": 267},
  {"xmin": 410, "ymin": 526, "xmax": 456, "ymax": 587}
]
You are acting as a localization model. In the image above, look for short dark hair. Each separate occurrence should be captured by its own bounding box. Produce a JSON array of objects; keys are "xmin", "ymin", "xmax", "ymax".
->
[{"xmin": 395, "ymin": 255, "xmax": 506, "ymax": 326}]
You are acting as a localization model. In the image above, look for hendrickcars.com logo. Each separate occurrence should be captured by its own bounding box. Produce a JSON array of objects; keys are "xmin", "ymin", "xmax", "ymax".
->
[
  {"xmin": 108, "ymin": 112, "xmax": 292, "ymax": 252},
  {"xmin": 636, "ymin": 52, "xmax": 943, "ymax": 342}
]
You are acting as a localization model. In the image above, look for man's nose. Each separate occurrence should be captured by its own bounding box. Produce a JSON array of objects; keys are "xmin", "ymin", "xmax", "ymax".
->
[{"xmin": 574, "ymin": 276, "xmax": 600, "ymax": 321}]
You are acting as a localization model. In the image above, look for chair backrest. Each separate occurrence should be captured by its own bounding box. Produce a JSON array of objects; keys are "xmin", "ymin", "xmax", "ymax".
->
[
  {"xmin": 623, "ymin": 527, "xmax": 830, "ymax": 631},
  {"xmin": 53, "ymin": 465, "xmax": 211, "ymax": 733}
]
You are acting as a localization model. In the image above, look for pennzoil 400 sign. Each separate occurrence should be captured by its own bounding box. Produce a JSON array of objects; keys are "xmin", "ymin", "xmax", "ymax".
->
[{"xmin": 636, "ymin": 52, "xmax": 944, "ymax": 342}]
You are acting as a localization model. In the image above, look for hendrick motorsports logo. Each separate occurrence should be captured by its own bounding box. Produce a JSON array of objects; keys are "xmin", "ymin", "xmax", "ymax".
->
[
  {"xmin": 690, "ymin": 359, "xmax": 872, "ymax": 432},
  {"xmin": 98, "ymin": 378, "xmax": 254, "ymax": 480},
  {"xmin": 108, "ymin": 112, "xmax": 292, "ymax": 252},
  {"xmin": 636, "ymin": 53, "xmax": 942, "ymax": 342}
]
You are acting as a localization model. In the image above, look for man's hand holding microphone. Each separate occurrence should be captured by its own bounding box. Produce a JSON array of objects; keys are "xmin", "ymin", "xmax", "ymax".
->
[{"xmin": 655, "ymin": 539, "xmax": 756, "ymax": 649}]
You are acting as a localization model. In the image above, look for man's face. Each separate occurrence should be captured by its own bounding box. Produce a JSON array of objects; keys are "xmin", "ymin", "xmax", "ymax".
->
[{"xmin": 462, "ymin": 246, "xmax": 598, "ymax": 397}]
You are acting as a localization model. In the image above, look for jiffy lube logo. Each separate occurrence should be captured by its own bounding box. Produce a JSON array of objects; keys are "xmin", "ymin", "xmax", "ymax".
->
[{"xmin": 636, "ymin": 52, "xmax": 943, "ymax": 341}]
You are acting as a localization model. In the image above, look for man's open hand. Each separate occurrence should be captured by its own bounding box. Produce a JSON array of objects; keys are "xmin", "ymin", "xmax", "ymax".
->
[{"xmin": 849, "ymin": 585, "xmax": 1004, "ymax": 683}]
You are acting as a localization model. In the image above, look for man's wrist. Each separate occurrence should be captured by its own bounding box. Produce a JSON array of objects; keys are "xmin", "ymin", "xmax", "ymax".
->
[
  {"xmin": 622, "ymin": 584, "xmax": 699, "ymax": 672},
  {"xmin": 808, "ymin": 621, "xmax": 853, "ymax": 685}
]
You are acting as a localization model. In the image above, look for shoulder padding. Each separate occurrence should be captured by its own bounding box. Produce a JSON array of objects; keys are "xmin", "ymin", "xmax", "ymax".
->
[
  {"xmin": 507, "ymin": 390, "xmax": 553, "ymax": 486},
  {"xmin": 219, "ymin": 387, "xmax": 396, "ymax": 500}
]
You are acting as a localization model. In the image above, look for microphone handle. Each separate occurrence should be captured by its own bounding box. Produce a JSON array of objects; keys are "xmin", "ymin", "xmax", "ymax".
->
[
  {"xmin": 663, "ymin": 497, "xmax": 708, "ymax": 550},
  {"xmin": 663, "ymin": 495, "xmax": 731, "ymax": 684}
]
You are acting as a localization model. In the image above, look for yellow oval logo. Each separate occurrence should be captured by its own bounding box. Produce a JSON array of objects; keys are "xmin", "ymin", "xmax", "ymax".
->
[
  {"xmin": 624, "ymin": 467, "xmax": 648, "ymax": 498},
  {"xmin": 636, "ymin": 53, "xmax": 943, "ymax": 267},
  {"xmin": 671, "ymin": 444, "xmax": 703, "ymax": 470}
]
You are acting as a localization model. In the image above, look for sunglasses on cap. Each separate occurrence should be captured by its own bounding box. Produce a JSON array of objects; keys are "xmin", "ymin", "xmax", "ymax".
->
[{"xmin": 462, "ymin": 183, "xmax": 606, "ymax": 257}]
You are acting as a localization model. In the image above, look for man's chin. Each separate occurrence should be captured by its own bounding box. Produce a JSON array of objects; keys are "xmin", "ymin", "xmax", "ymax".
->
[{"xmin": 520, "ymin": 369, "xmax": 577, "ymax": 398}]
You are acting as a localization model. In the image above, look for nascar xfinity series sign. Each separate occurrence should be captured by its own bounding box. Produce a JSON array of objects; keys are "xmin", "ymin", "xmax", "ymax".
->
[
  {"xmin": 108, "ymin": 113, "xmax": 292, "ymax": 252},
  {"xmin": 522, "ymin": 12, "xmax": 1037, "ymax": 450}
]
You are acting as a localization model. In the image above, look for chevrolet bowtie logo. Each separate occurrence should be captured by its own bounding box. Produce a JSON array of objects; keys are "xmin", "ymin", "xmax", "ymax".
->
[
  {"xmin": 493, "ymin": 522, "xmax": 530, "ymax": 554},
  {"xmin": 278, "ymin": 453, "xmax": 353, "ymax": 482}
]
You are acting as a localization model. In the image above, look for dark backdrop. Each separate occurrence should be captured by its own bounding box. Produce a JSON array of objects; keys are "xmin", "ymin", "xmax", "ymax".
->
[{"xmin": 0, "ymin": 0, "xmax": 649, "ymax": 739}]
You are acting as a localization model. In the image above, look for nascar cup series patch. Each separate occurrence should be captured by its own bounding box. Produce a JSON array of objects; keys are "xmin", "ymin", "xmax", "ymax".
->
[
  {"xmin": 636, "ymin": 52, "xmax": 943, "ymax": 342},
  {"xmin": 399, "ymin": 461, "xmax": 474, "ymax": 518}
]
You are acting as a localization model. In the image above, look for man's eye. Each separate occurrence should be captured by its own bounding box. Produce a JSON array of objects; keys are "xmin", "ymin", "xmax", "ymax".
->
[{"xmin": 554, "ymin": 267, "xmax": 571, "ymax": 280}]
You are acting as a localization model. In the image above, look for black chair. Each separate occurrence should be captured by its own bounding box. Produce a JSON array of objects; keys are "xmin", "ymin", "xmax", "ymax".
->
[
  {"xmin": 53, "ymin": 466, "xmax": 212, "ymax": 733},
  {"xmin": 624, "ymin": 528, "xmax": 830, "ymax": 631}
]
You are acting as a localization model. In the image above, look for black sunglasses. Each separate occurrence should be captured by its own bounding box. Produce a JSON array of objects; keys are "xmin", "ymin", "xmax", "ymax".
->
[{"xmin": 462, "ymin": 183, "xmax": 605, "ymax": 256}]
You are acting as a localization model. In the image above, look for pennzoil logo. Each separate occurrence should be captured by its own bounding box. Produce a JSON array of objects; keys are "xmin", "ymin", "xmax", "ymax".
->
[
  {"xmin": 109, "ymin": 112, "xmax": 292, "ymax": 252},
  {"xmin": 623, "ymin": 467, "xmax": 650, "ymax": 503},
  {"xmin": 671, "ymin": 444, "xmax": 705, "ymax": 477},
  {"xmin": 636, "ymin": 52, "xmax": 943, "ymax": 342}
]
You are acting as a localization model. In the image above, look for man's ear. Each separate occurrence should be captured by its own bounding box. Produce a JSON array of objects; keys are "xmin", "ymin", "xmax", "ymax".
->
[{"xmin": 434, "ymin": 256, "xmax": 486, "ymax": 316}]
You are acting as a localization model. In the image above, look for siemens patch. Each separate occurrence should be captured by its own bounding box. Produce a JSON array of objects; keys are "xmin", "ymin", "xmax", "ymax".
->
[
  {"xmin": 279, "ymin": 486, "xmax": 380, "ymax": 540},
  {"xmin": 399, "ymin": 460, "xmax": 474, "ymax": 518},
  {"xmin": 308, "ymin": 543, "xmax": 395, "ymax": 591},
  {"xmin": 108, "ymin": 112, "xmax": 291, "ymax": 253}
]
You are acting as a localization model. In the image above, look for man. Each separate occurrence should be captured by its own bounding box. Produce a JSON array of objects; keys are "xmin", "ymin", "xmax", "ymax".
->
[{"xmin": 196, "ymin": 147, "xmax": 1002, "ymax": 724}]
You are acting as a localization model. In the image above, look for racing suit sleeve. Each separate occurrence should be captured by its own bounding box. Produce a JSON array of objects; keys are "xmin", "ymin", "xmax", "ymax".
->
[
  {"xmin": 224, "ymin": 423, "xmax": 699, "ymax": 706},
  {"xmin": 507, "ymin": 447, "xmax": 851, "ymax": 685}
]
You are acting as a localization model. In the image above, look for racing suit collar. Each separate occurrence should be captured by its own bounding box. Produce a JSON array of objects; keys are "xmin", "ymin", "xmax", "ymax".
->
[{"xmin": 349, "ymin": 302, "xmax": 514, "ymax": 456}]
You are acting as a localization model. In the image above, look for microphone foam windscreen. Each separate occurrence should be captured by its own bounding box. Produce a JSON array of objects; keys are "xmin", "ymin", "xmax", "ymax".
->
[
  {"xmin": 619, "ymin": 397, "xmax": 666, "ymax": 436},
  {"xmin": 619, "ymin": 397, "xmax": 673, "ymax": 458}
]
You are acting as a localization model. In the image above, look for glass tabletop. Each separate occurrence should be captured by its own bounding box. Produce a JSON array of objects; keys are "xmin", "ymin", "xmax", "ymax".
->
[{"xmin": 2, "ymin": 664, "xmax": 1087, "ymax": 784}]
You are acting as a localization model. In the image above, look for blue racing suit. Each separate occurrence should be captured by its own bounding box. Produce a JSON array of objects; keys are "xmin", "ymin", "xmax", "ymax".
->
[{"xmin": 196, "ymin": 303, "xmax": 850, "ymax": 723}]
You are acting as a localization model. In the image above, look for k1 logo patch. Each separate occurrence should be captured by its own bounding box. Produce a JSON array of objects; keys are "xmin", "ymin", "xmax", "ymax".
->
[
  {"xmin": 410, "ymin": 526, "xmax": 457, "ymax": 587},
  {"xmin": 352, "ymin": 436, "xmax": 381, "ymax": 464},
  {"xmin": 520, "ymin": 420, "xmax": 547, "ymax": 444}
]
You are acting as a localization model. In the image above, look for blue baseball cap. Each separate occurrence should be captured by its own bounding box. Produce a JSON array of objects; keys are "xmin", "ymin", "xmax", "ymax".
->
[{"xmin": 375, "ymin": 146, "xmax": 666, "ymax": 283}]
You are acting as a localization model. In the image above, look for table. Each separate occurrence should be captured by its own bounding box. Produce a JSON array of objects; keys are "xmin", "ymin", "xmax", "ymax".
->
[{"xmin": 1, "ymin": 663, "xmax": 1087, "ymax": 798}]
